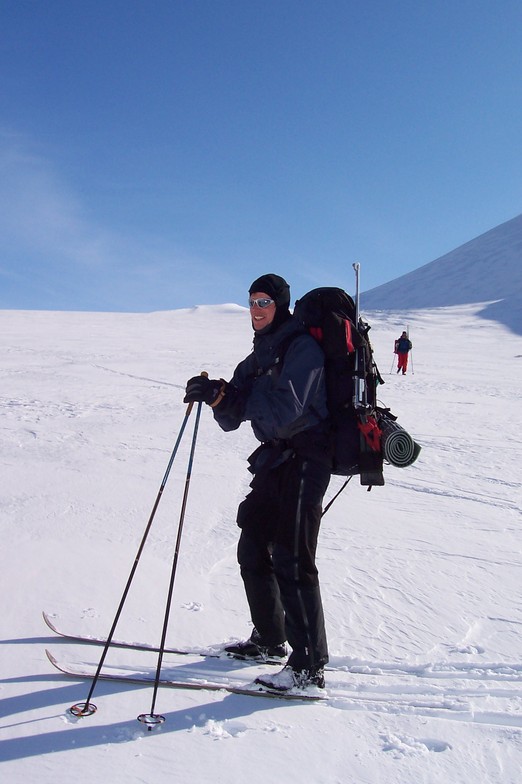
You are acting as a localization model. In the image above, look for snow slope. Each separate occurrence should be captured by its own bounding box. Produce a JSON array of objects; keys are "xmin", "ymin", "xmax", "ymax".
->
[
  {"xmin": 361, "ymin": 212, "xmax": 522, "ymax": 335},
  {"xmin": 1, "ymin": 301, "xmax": 521, "ymax": 783}
]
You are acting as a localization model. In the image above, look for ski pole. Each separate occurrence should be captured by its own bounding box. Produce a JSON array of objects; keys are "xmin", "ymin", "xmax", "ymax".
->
[
  {"xmin": 138, "ymin": 393, "xmax": 204, "ymax": 729},
  {"xmin": 406, "ymin": 325, "xmax": 414, "ymax": 375},
  {"xmin": 322, "ymin": 476, "xmax": 353, "ymax": 517},
  {"xmin": 69, "ymin": 385, "xmax": 201, "ymax": 718},
  {"xmin": 389, "ymin": 355, "xmax": 395, "ymax": 374}
]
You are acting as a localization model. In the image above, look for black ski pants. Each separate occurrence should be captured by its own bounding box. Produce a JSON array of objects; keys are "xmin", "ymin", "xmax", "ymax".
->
[{"xmin": 236, "ymin": 453, "xmax": 331, "ymax": 670}]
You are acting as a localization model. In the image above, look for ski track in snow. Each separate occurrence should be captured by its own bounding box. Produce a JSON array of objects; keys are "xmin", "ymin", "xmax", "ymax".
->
[
  {"xmin": 41, "ymin": 636, "xmax": 522, "ymax": 731},
  {"xmin": 41, "ymin": 610, "xmax": 522, "ymax": 746}
]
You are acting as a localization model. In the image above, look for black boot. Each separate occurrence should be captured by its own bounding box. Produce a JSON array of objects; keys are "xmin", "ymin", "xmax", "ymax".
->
[{"xmin": 225, "ymin": 628, "xmax": 287, "ymax": 663}]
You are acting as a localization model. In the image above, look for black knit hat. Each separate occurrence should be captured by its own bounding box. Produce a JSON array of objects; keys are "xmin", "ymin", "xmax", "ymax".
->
[{"xmin": 249, "ymin": 274, "xmax": 290, "ymax": 309}]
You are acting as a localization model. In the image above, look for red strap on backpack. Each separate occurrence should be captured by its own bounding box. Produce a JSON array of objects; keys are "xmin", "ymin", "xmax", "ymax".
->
[
  {"xmin": 344, "ymin": 319, "xmax": 355, "ymax": 353},
  {"xmin": 358, "ymin": 416, "xmax": 382, "ymax": 452}
]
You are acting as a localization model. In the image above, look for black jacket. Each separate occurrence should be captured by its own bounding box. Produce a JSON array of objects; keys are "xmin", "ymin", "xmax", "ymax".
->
[
  {"xmin": 395, "ymin": 336, "xmax": 412, "ymax": 353},
  {"xmin": 213, "ymin": 316, "xmax": 329, "ymax": 446}
]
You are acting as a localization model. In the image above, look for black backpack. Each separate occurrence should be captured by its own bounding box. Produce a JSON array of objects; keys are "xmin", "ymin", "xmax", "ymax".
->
[{"xmin": 292, "ymin": 287, "xmax": 385, "ymax": 486}]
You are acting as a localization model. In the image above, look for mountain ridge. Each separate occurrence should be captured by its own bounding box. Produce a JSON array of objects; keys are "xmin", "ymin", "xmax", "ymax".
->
[{"xmin": 361, "ymin": 213, "xmax": 522, "ymax": 334}]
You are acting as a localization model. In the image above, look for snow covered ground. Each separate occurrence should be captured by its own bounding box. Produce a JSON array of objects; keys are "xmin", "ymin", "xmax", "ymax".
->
[{"xmin": 1, "ymin": 301, "xmax": 521, "ymax": 782}]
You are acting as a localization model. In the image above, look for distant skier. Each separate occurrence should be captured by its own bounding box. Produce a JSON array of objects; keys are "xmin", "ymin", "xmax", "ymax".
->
[{"xmin": 394, "ymin": 331, "xmax": 412, "ymax": 375}]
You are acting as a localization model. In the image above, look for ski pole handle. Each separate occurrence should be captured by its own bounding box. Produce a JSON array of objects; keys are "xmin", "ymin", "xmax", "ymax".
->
[{"xmin": 186, "ymin": 371, "xmax": 208, "ymax": 415}]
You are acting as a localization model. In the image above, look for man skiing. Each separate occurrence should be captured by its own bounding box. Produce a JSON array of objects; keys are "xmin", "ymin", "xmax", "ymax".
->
[
  {"xmin": 184, "ymin": 274, "xmax": 331, "ymax": 692},
  {"xmin": 394, "ymin": 331, "xmax": 412, "ymax": 375}
]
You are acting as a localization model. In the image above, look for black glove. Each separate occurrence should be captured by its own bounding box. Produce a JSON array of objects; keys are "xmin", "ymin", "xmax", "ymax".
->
[{"xmin": 184, "ymin": 376, "xmax": 225, "ymax": 406}]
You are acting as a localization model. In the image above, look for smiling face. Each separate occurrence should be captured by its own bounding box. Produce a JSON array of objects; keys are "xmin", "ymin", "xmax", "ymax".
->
[{"xmin": 249, "ymin": 291, "xmax": 277, "ymax": 332}]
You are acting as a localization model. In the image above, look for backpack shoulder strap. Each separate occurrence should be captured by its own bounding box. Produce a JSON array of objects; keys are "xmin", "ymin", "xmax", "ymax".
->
[{"xmin": 254, "ymin": 332, "xmax": 300, "ymax": 378}]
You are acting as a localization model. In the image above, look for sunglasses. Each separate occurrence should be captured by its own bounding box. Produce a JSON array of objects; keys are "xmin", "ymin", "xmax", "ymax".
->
[{"xmin": 248, "ymin": 297, "xmax": 274, "ymax": 309}]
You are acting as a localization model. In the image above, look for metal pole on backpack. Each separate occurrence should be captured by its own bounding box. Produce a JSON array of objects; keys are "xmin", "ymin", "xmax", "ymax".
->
[
  {"xmin": 353, "ymin": 262, "xmax": 360, "ymax": 323},
  {"xmin": 352, "ymin": 262, "xmax": 367, "ymax": 411}
]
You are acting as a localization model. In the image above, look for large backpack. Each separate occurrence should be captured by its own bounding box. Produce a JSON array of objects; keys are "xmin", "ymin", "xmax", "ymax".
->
[{"xmin": 292, "ymin": 287, "xmax": 385, "ymax": 486}]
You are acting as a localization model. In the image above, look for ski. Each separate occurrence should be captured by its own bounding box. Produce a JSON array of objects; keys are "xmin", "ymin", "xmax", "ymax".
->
[
  {"xmin": 43, "ymin": 612, "xmax": 522, "ymax": 682},
  {"xmin": 45, "ymin": 649, "xmax": 326, "ymax": 702},
  {"xmin": 43, "ymin": 611, "xmax": 223, "ymax": 658},
  {"xmin": 42, "ymin": 610, "xmax": 288, "ymax": 664}
]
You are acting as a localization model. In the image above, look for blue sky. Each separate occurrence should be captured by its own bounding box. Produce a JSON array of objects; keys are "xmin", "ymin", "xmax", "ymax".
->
[{"xmin": 1, "ymin": 0, "xmax": 522, "ymax": 312}]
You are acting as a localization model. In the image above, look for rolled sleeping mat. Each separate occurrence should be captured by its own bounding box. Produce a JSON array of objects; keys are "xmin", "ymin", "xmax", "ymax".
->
[{"xmin": 380, "ymin": 418, "xmax": 421, "ymax": 468}]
